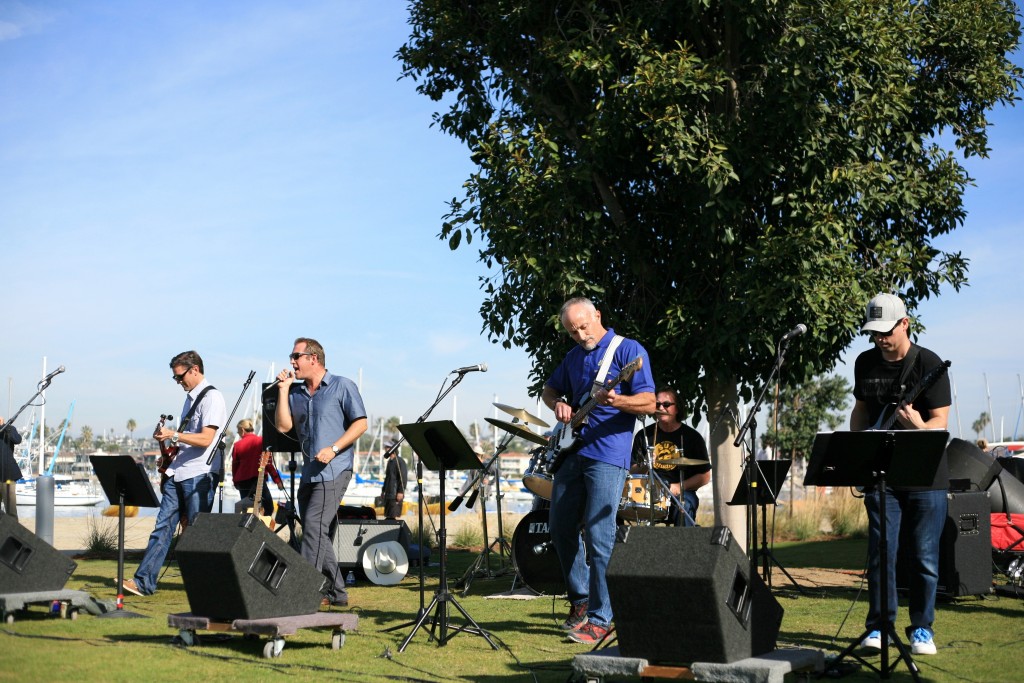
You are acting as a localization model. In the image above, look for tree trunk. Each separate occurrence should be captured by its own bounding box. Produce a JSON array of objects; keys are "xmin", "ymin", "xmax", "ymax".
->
[{"xmin": 707, "ymin": 375, "xmax": 747, "ymax": 551}]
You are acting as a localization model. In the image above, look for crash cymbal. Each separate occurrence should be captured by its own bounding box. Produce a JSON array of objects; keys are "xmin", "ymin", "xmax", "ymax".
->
[
  {"xmin": 658, "ymin": 456, "xmax": 708, "ymax": 466},
  {"xmin": 492, "ymin": 402, "xmax": 551, "ymax": 428},
  {"xmin": 484, "ymin": 417, "xmax": 548, "ymax": 446}
]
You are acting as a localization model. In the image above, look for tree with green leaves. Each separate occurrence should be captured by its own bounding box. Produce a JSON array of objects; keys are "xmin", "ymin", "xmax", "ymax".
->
[
  {"xmin": 401, "ymin": 0, "xmax": 1021, "ymax": 540},
  {"xmin": 126, "ymin": 418, "xmax": 137, "ymax": 443},
  {"xmin": 78, "ymin": 425, "xmax": 93, "ymax": 452}
]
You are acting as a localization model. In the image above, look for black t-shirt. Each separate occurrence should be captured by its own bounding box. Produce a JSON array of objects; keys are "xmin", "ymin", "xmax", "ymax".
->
[
  {"xmin": 631, "ymin": 422, "xmax": 710, "ymax": 486},
  {"xmin": 853, "ymin": 343, "xmax": 952, "ymax": 490}
]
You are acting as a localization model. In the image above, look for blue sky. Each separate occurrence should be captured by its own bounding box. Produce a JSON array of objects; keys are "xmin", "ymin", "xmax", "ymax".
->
[{"xmin": 2, "ymin": 2, "xmax": 1021, "ymax": 451}]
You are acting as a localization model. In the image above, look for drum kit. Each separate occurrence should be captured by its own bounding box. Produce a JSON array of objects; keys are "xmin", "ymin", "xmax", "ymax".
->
[{"xmin": 499, "ymin": 405, "xmax": 706, "ymax": 593}]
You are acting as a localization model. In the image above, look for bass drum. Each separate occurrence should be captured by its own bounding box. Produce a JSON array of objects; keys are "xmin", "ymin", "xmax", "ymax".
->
[{"xmin": 512, "ymin": 510, "xmax": 565, "ymax": 595}]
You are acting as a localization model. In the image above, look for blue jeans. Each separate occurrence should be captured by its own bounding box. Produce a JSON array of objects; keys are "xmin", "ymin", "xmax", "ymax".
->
[
  {"xmin": 134, "ymin": 473, "xmax": 218, "ymax": 595},
  {"xmin": 671, "ymin": 490, "xmax": 699, "ymax": 527},
  {"xmin": 864, "ymin": 487, "xmax": 947, "ymax": 636},
  {"xmin": 549, "ymin": 453, "xmax": 627, "ymax": 628}
]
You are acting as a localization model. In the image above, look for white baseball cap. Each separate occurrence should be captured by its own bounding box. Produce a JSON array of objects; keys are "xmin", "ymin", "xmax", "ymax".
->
[{"xmin": 861, "ymin": 293, "xmax": 908, "ymax": 333}]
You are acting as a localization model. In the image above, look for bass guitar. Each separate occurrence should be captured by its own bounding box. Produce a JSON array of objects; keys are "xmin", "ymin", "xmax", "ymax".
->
[
  {"xmin": 544, "ymin": 356, "xmax": 644, "ymax": 476},
  {"xmin": 154, "ymin": 414, "xmax": 178, "ymax": 476},
  {"xmin": 246, "ymin": 451, "xmax": 276, "ymax": 530},
  {"xmin": 869, "ymin": 360, "xmax": 951, "ymax": 430}
]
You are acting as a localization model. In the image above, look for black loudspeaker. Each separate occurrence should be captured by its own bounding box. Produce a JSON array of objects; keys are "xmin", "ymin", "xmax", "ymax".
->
[
  {"xmin": 946, "ymin": 438, "xmax": 1024, "ymax": 514},
  {"xmin": 607, "ymin": 526, "xmax": 783, "ymax": 664},
  {"xmin": 176, "ymin": 513, "xmax": 326, "ymax": 620},
  {"xmin": 0, "ymin": 515, "xmax": 77, "ymax": 593},
  {"xmin": 897, "ymin": 490, "xmax": 992, "ymax": 598},
  {"xmin": 260, "ymin": 383, "xmax": 301, "ymax": 453},
  {"xmin": 333, "ymin": 518, "xmax": 411, "ymax": 575}
]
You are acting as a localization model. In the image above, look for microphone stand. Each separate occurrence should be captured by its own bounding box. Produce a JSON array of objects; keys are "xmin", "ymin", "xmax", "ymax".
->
[
  {"xmin": 383, "ymin": 371, "xmax": 473, "ymax": 634},
  {"xmin": 733, "ymin": 334, "xmax": 794, "ymax": 582},
  {"xmin": 207, "ymin": 371, "xmax": 256, "ymax": 513}
]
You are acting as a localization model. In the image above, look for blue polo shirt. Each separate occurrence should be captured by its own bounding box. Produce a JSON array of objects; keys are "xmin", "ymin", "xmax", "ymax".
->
[
  {"xmin": 545, "ymin": 328, "xmax": 655, "ymax": 469},
  {"xmin": 287, "ymin": 371, "xmax": 367, "ymax": 482}
]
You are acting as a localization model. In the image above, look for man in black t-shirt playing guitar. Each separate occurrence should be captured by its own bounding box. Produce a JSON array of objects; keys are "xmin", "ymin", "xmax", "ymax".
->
[{"xmin": 851, "ymin": 293, "xmax": 951, "ymax": 657}]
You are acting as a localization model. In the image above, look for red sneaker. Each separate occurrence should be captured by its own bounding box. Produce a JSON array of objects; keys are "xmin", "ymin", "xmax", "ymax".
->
[
  {"xmin": 561, "ymin": 601, "xmax": 588, "ymax": 630},
  {"xmin": 567, "ymin": 621, "xmax": 610, "ymax": 644}
]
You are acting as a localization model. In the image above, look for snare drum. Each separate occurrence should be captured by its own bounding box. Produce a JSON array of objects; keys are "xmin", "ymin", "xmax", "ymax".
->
[
  {"xmin": 522, "ymin": 449, "xmax": 554, "ymax": 500},
  {"xmin": 617, "ymin": 474, "xmax": 670, "ymax": 522}
]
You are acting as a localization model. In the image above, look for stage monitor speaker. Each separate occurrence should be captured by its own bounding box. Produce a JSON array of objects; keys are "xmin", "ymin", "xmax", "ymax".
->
[
  {"xmin": 607, "ymin": 525, "xmax": 783, "ymax": 664},
  {"xmin": 946, "ymin": 438, "xmax": 1024, "ymax": 514},
  {"xmin": 333, "ymin": 518, "xmax": 411, "ymax": 576},
  {"xmin": 176, "ymin": 513, "xmax": 326, "ymax": 620},
  {"xmin": 0, "ymin": 515, "xmax": 77, "ymax": 593},
  {"xmin": 897, "ymin": 490, "xmax": 992, "ymax": 598},
  {"xmin": 260, "ymin": 383, "xmax": 301, "ymax": 453}
]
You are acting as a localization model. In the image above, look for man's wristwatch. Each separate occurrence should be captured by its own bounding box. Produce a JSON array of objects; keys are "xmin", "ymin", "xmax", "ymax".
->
[
  {"xmin": 171, "ymin": 432, "xmax": 180, "ymax": 445},
  {"xmin": 331, "ymin": 444, "xmax": 341, "ymax": 455}
]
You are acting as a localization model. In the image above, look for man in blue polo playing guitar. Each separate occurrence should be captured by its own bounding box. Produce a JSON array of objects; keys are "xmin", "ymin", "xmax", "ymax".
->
[
  {"xmin": 541, "ymin": 297, "xmax": 655, "ymax": 645},
  {"xmin": 850, "ymin": 292, "xmax": 952, "ymax": 657}
]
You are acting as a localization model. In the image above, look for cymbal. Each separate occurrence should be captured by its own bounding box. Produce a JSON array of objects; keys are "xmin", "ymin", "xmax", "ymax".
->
[
  {"xmin": 658, "ymin": 456, "xmax": 708, "ymax": 466},
  {"xmin": 484, "ymin": 417, "xmax": 548, "ymax": 446},
  {"xmin": 492, "ymin": 402, "xmax": 551, "ymax": 428}
]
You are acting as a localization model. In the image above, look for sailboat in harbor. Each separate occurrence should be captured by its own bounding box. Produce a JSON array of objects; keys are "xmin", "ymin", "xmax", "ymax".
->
[{"xmin": 14, "ymin": 403, "xmax": 105, "ymax": 507}]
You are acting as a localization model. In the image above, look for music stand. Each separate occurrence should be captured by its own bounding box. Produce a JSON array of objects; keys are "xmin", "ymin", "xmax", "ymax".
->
[
  {"xmin": 727, "ymin": 460, "xmax": 801, "ymax": 592},
  {"xmin": 804, "ymin": 430, "xmax": 948, "ymax": 682},
  {"xmin": 395, "ymin": 420, "xmax": 497, "ymax": 651},
  {"xmin": 90, "ymin": 455, "xmax": 160, "ymax": 618}
]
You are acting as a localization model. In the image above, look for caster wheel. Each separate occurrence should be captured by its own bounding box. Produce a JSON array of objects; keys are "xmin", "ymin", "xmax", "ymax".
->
[
  {"xmin": 176, "ymin": 629, "xmax": 199, "ymax": 647},
  {"xmin": 4, "ymin": 613, "xmax": 13, "ymax": 625},
  {"xmin": 263, "ymin": 638, "xmax": 285, "ymax": 658},
  {"xmin": 331, "ymin": 631, "xmax": 345, "ymax": 650}
]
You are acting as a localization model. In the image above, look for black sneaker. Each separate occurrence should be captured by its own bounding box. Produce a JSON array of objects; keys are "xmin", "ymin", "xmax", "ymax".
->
[{"xmin": 561, "ymin": 601, "xmax": 588, "ymax": 630}]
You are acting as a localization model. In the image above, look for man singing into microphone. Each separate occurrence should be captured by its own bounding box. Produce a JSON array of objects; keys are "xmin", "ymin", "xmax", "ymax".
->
[
  {"xmin": 275, "ymin": 337, "xmax": 367, "ymax": 608},
  {"xmin": 542, "ymin": 297, "xmax": 655, "ymax": 644}
]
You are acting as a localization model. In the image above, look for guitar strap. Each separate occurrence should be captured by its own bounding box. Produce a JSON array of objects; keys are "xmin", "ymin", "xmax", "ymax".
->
[
  {"xmin": 896, "ymin": 345, "xmax": 920, "ymax": 398},
  {"xmin": 590, "ymin": 335, "xmax": 624, "ymax": 399},
  {"xmin": 180, "ymin": 386, "xmax": 215, "ymax": 433}
]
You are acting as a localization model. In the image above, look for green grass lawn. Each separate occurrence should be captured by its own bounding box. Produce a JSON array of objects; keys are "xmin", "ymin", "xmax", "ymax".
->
[{"xmin": 2, "ymin": 540, "xmax": 1021, "ymax": 682}]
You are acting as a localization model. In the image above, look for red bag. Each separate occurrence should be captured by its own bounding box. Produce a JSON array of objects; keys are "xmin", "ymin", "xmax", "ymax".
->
[{"xmin": 991, "ymin": 513, "xmax": 1024, "ymax": 552}]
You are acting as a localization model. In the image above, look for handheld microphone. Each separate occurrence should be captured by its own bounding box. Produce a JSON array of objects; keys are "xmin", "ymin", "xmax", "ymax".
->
[
  {"xmin": 780, "ymin": 324, "xmax": 807, "ymax": 342},
  {"xmin": 450, "ymin": 363, "xmax": 488, "ymax": 374},
  {"xmin": 40, "ymin": 366, "xmax": 66, "ymax": 383},
  {"xmin": 532, "ymin": 541, "xmax": 553, "ymax": 555},
  {"xmin": 262, "ymin": 373, "xmax": 294, "ymax": 392}
]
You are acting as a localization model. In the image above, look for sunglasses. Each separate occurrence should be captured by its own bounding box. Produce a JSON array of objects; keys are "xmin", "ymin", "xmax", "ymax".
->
[
  {"xmin": 289, "ymin": 352, "xmax": 313, "ymax": 361},
  {"xmin": 172, "ymin": 366, "xmax": 193, "ymax": 382},
  {"xmin": 870, "ymin": 322, "xmax": 902, "ymax": 339},
  {"xmin": 655, "ymin": 401, "xmax": 675, "ymax": 408}
]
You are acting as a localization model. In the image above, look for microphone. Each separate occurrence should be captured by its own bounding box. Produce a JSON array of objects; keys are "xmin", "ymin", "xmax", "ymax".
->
[
  {"xmin": 262, "ymin": 373, "xmax": 294, "ymax": 392},
  {"xmin": 40, "ymin": 366, "xmax": 66, "ymax": 383},
  {"xmin": 780, "ymin": 324, "xmax": 807, "ymax": 342},
  {"xmin": 532, "ymin": 540, "xmax": 553, "ymax": 555},
  {"xmin": 450, "ymin": 363, "xmax": 488, "ymax": 374}
]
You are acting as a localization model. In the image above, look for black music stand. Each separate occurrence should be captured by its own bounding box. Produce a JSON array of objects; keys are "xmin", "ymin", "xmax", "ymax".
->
[
  {"xmin": 805, "ymin": 430, "xmax": 948, "ymax": 682},
  {"xmin": 90, "ymin": 455, "xmax": 160, "ymax": 618},
  {"xmin": 727, "ymin": 460, "xmax": 801, "ymax": 592},
  {"xmin": 395, "ymin": 420, "xmax": 497, "ymax": 651}
]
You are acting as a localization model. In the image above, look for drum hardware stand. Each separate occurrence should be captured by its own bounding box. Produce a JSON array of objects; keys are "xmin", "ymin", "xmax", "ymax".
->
[
  {"xmin": 805, "ymin": 429, "xmax": 947, "ymax": 682},
  {"xmin": 395, "ymin": 420, "xmax": 497, "ymax": 651},
  {"xmin": 454, "ymin": 433, "xmax": 517, "ymax": 595}
]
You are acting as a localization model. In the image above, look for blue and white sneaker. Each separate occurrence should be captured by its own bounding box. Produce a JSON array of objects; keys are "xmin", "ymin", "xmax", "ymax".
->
[
  {"xmin": 860, "ymin": 630, "xmax": 882, "ymax": 650},
  {"xmin": 910, "ymin": 628, "xmax": 936, "ymax": 655}
]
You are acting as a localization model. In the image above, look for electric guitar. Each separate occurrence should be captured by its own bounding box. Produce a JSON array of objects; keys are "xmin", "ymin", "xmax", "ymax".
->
[
  {"xmin": 869, "ymin": 360, "xmax": 952, "ymax": 430},
  {"xmin": 246, "ymin": 451, "xmax": 276, "ymax": 530},
  {"xmin": 154, "ymin": 414, "xmax": 178, "ymax": 475},
  {"xmin": 545, "ymin": 356, "xmax": 644, "ymax": 475}
]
